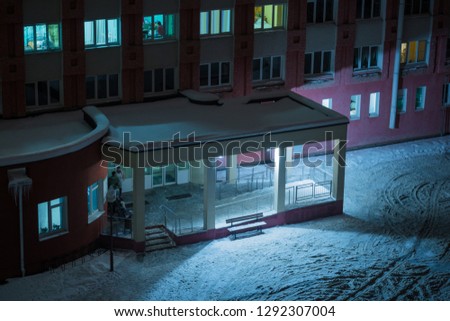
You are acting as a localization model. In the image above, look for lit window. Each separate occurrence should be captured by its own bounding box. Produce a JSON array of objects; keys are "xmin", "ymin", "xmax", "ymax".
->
[
  {"xmin": 25, "ymin": 80, "xmax": 60, "ymax": 108},
  {"xmin": 84, "ymin": 18, "xmax": 120, "ymax": 48},
  {"xmin": 86, "ymin": 74, "xmax": 119, "ymax": 101},
  {"xmin": 405, "ymin": 0, "xmax": 430, "ymax": 15},
  {"xmin": 307, "ymin": 0, "xmax": 334, "ymax": 23},
  {"xmin": 304, "ymin": 51, "xmax": 333, "ymax": 75},
  {"xmin": 87, "ymin": 182, "xmax": 100, "ymax": 217},
  {"xmin": 24, "ymin": 23, "xmax": 61, "ymax": 52},
  {"xmin": 143, "ymin": 14, "xmax": 176, "ymax": 41},
  {"xmin": 144, "ymin": 68, "xmax": 176, "ymax": 94},
  {"xmin": 200, "ymin": 62, "xmax": 231, "ymax": 87},
  {"xmin": 401, "ymin": 40, "xmax": 427, "ymax": 65},
  {"xmin": 353, "ymin": 46, "xmax": 380, "ymax": 70},
  {"xmin": 322, "ymin": 98, "xmax": 332, "ymax": 109},
  {"xmin": 254, "ymin": 4, "xmax": 285, "ymax": 30},
  {"xmin": 356, "ymin": 0, "xmax": 381, "ymax": 19},
  {"xmin": 38, "ymin": 197, "xmax": 67, "ymax": 238},
  {"xmin": 350, "ymin": 94, "xmax": 361, "ymax": 120},
  {"xmin": 397, "ymin": 88, "xmax": 407, "ymax": 113},
  {"xmin": 200, "ymin": 9, "xmax": 231, "ymax": 36},
  {"xmin": 252, "ymin": 56, "xmax": 283, "ymax": 81},
  {"xmin": 444, "ymin": 83, "xmax": 450, "ymax": 106},
  {"xmin": 369, "ymin": 92, "xmax": 380, "ymax": 117},
  {"xmin": 415, "ymin": 86, "xmax": 426, "ymax": 111}
]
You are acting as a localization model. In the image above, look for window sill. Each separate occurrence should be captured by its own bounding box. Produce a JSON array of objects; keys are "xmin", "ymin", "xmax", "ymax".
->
[
  {"xmin": 199, "ymin": 85, "xmax": 233, "ymax": 94},
  {"xmin": 350, "ymin": 116, "xmax": 360, "ymax": 121},
  {"xmin": 306, "ymin": 21, "xmax": 335, "ymax": 26},
  {"xmin": 252, "ymin": 79, "xmax": 284, "ymax": 89},
  {"xmin": 254, "ymin": 28, "xmax": 286, "ymax": 34},
  {"xmin": 369, "ymin": 114, "xmax": 379, "ymax": 118},
  {"xmin": 39, "ymin": 230, "xmax": 69, "ymax": 242},
  {"xmin": 304, "ymin": 73, "xmax": 334, "ymax": 83},
  {"xmin": 143, "ymin": 38, "xmax": 177, "ymax": 45},
  {"xmin": 85, "ymin": 44, "xmax": 121, "ymax": 50},
  {"xmin": 88, "ymin": 210, "xmax": 105, "ymax": 224},
  {"xmin": 415, "ymin": 108, "xmax": 425, "ymax": 112},
  {"xmin": 200, "ymin": 34, "xmax": 233, "ymax": 39},
  {"xmin": 24, "ymin": 49, "xmax": 62, "ymax": 55},
  {"xmin": 352, "ymin": 68, "xmax": 381, "ymax": 78}
]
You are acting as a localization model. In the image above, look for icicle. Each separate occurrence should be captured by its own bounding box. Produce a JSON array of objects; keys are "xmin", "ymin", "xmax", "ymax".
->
[{"xmin": 8, "ymin": 168, "xmax": 33, "ymax": 205}]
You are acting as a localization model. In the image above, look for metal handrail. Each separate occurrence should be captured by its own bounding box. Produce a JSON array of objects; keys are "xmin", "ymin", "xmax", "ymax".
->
[{"xmin": 159, "ymin": 204, "xmax": 180, "ymax": 234}]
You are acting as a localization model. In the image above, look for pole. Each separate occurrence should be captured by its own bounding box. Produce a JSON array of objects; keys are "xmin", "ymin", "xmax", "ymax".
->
[
  {"xmin": 19, "ymin": 189, "xmax": 25, "ymax": 277},
  {"xmin": 109, "ymin": 204, "xmax": 114, "ymax": 272}
]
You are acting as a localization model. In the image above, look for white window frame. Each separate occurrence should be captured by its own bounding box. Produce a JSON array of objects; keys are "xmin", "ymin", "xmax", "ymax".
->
[
  {"xmin": 143, "ymin": 67, "xmax": 176, "ymax": 95},
  {"xmin": 252, "ymin": 56, "xmax": 283, "ymax": 82},
  {"xmin": 307, "ymin": 0, "xmax": 334, "ymax": 23},
  {"xmin": 200, "ymin": 9, "xmax": 232, "ymax": 36},
  {"xmin": 356, "ymin": 0, "xmax": 381, "ymax": 19},
  {"xmin": 442, "ymin": 83, "xmax": 450, "ymax": 107},
  {"xmin": 415, "ymin": 86, "xmax": 426, "ymax": 111},
  {"xmin": 86, "ymin": 74, "xmax": 120, "ymax": 101},
  {"xmin": 254, "ymin": 4, "xmax": 286, "ymax": 30},
  {"xmin": 304, "ymin": 51, "xmax": 333, "ymax": 75},
  {"xmin": 350, "ymin": 94, "xmax": 361, "ymax": 120},
  {"xmin": 38, "ymin": 197, "xmax": 68, "ymax": 240},
  {"xmin": 84, "ymin": 18, "xmax": 120, "ymax": 48},
  {"xmin": 397, "ymin": 88, "xmax": 407, "ymax": 113},
  {"xmin": 143, "ymin": 14, "xmax": 177, "ymax": 41},
  {"xmin": 88, "ymin": 180, "xmax": 104, "ymax": 223},
  {"xmin": 353, "ymin": 46, "xmax": 380, "ymax": 71},
  {"xmin": 25, "ymin": 80, "xmax": 61, "ymax": 108},
  {"xmin": 24, "ymin": 23, "xmax": 61, "ymax": 53},
  {"xmin": 401, "ymin": 40, "xmax": 428, "ymax": 65},
  {"xmin": 200, "ymin": 62, "xmax": 231, "ymax": 87},
  {"xmin": 322, "ymin": 98, "xmax": 332, "ymax": 109},
  {"xmin": 369, "ymin": 92, "xmax": 380, "ymax": 117}
]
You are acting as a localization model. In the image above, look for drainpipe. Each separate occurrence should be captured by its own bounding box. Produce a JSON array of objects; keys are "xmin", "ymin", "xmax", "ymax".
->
[
  {"xmin": 8, "ymin": 168, "xmax": 32, "ymax": 277},
  {"xmin": 389, "ymin": 0, "xmax": 405, "ymax": 129}
]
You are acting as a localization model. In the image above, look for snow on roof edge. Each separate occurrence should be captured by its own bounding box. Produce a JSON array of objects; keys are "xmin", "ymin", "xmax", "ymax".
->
[{"xmin": 0, "ymin": 106, "xmax": 110, "ymax": 168}]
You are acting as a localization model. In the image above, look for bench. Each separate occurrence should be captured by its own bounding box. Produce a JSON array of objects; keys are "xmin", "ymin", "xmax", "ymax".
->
[{"xmin": 225, "ymin": 213, "xmax": 267, "ymax": 239}]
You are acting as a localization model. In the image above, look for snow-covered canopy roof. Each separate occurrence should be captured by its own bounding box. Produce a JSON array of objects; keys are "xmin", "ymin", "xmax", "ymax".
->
[
  {"xmin": 101, "ymin": 91, "xmax": 349, "ymax": 152},
  {"xmin": 0, "ymin": 107, "xmax": 109, "ymax": 167}
]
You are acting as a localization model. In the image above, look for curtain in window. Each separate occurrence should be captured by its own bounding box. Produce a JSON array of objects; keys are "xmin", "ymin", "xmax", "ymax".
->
[{"xmin": 96, "ymin": 20, "xmax": 106, "ymax": 45}]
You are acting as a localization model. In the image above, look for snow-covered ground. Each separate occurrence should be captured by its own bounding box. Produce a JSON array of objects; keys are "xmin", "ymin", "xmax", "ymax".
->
[{"xmin": 0, "ymin": 136, "xmax": 449, "ymax": 300}]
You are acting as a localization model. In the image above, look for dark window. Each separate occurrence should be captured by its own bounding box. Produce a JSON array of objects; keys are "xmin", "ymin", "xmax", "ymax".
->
[
  {"xmin": 356, "ymin": 0, "xmax": 363, "ymax": 19},
  {"xmin": 370, "ymin": 46, "xmax": 378, "ymax": 66},
  {"xmin": 25, "ymin": 83, "xmax": 35, "ymax": 106},
  {"xmin": 323, "ymin": 51, "xmax": 331, "ymax": 72},
  {"xmin": 211, "ymin": 62, "xmax": 219, "ymax": 86},
  {"xmin": 252, "ymin": 59, "xmax": 261, "ymax": 81},
  {"xmin": 109, "ymin": 74, "xmax": 118, "ymax": 97},
  {"xmin": 221, "ymin": 62, "xmax": 230, "ymax": 84},
  {"xmin": 361, "ymin": 47, "xmax": 369, "ymax": 69},
  {"xmin": 262, "ymin": 57, "xmax": 271, "ymax": 80},
  {"xmin": 144, "ymin": 70, "xmax": 153, "ymax": 92},
  {"xmin": 353, "ymin": 48, "xmax": 360, "ymax": 69},
  {"xmin": 49, "ymin": 80, "xmax": 59, "ymax": 103},
  {"xmin": 86, "ymin": 76, "xmax": 95, "ymax": 99},
  {"xmin": 325, "ymin": 0, "xmax": 334, "ymax": 21},
  {"xmin": 200, "ymin": 64, "xmax": 209, "ymax": 86},
  {"xmin": 307, "ymin": 2, "xmax": 314, "ymax": 23},
  {"xmin": 373, "ymin": 0, "xmax": 381, "ymax": 17},
  {"xmin": 38, "ymin": 81, "xmax": 48, "ymax": 106},
  {"xmin": 97, "ymin": 75, "xmax": 107, "ymax": 99},
  {"xmin": 272, "ymin": 56, "xmax": 281, "ymax": 78},
  {"xmin": 405, "ymin": 0, "xmax": 429, "ymax": 15},
  {"xmin": 154, "ymin": 69, "xmax": 163, "ymax": 92},
  {"xmin": 165, "ymin": 68, "xmax": 174, "ymax": 90},
  {"xmin": 313, "ymin": 51, "xmax": 322, "ymax": 74},
  {"xmin": 316, "ymin": 0, "xmax": 324, "ymax": 23},
  {"xmin": 305, "ymin": 53, "xmax": 312, "ymax": 74},
  {"xmin": 364, "ymin": 0, "xmax": 372, "ymax": 18}
]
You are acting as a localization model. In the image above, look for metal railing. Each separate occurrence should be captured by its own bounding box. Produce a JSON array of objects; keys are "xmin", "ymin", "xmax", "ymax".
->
[
  {"xmin": 285, "ymin": 180, "xmax": 332, "ymax": 205},
  {"xmin": 159, "ymin": 204, "xmax": 193, "ymax": 235}
]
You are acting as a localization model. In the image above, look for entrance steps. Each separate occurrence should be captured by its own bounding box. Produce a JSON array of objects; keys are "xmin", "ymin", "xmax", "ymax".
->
[{"xmin": 145, "ymin": 226, "xmax": 176, "ymax": 252}]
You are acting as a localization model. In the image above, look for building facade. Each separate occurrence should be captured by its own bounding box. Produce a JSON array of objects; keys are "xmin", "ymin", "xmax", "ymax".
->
[
  {"xmin": 1, "ymin": 0, "xmax": 449, "ymax": 145},
  {"xmin": 0, "ymin": 0, "xmax": 450, "ymax": 281}
]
